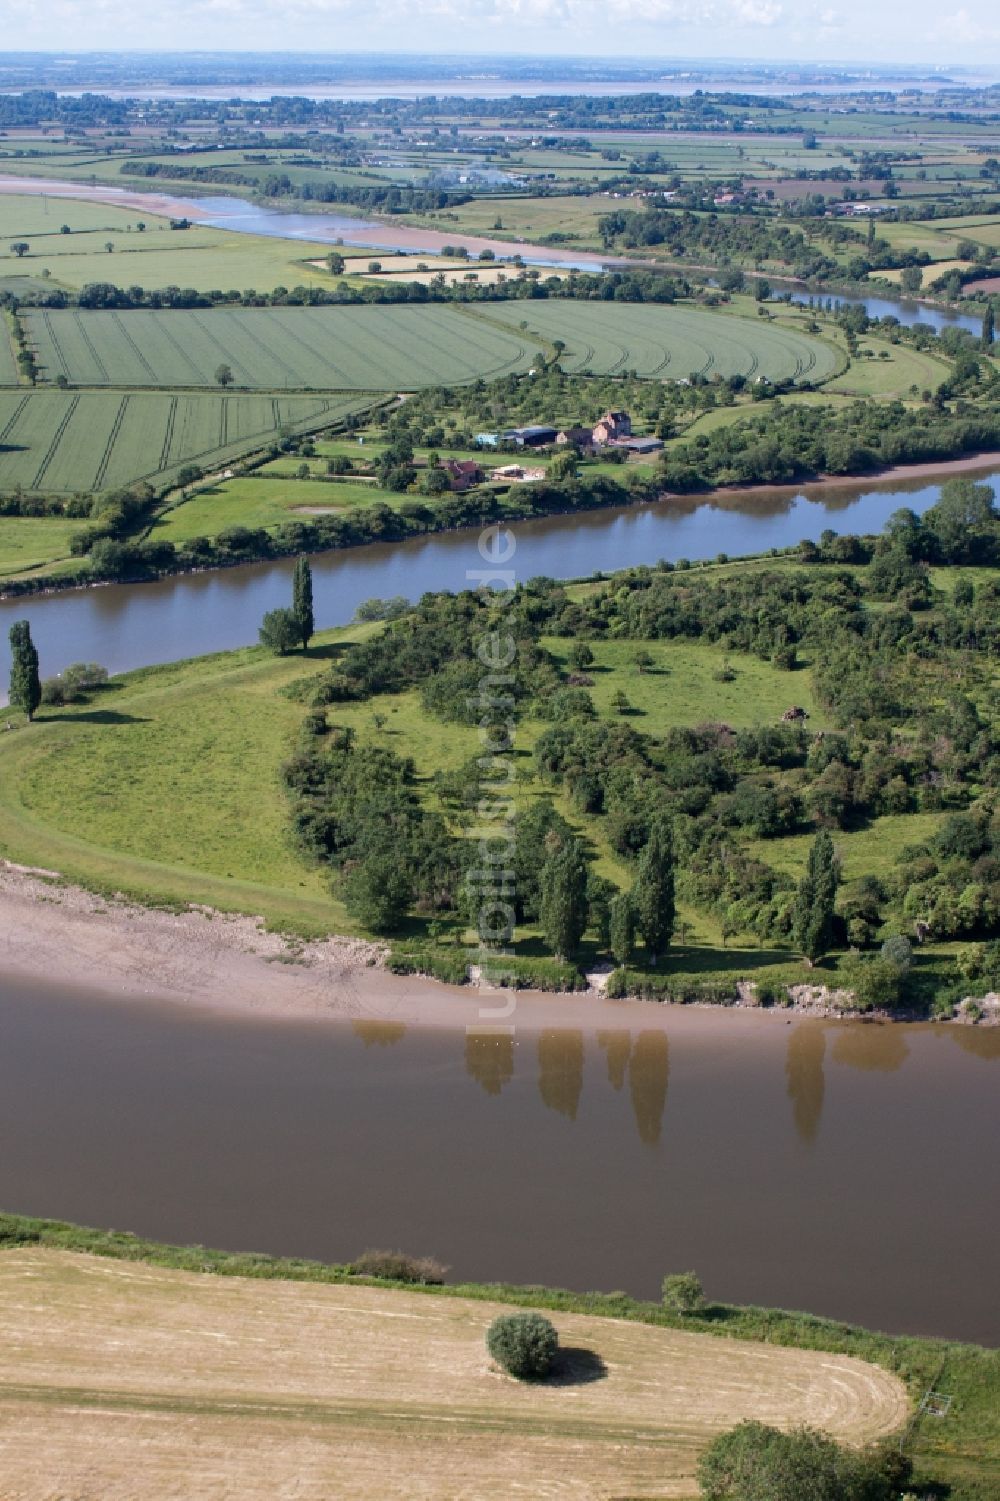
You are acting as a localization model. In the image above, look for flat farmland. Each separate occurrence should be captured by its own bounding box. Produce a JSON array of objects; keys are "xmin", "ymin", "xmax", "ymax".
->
[
  {"xmin": 0, "ymin": 1248, "xmax": 909, "ymax": 1501},
  {"xmin": 23, "ymin": 305, "xmax": 534, "ymax": 390},
  {"xmin": 0, "ymin": 390, "xmax": 360, "ymax": 494},
  {"xmin": 478, "ymin": 300, "xmax": 840, "ymax": 383}
]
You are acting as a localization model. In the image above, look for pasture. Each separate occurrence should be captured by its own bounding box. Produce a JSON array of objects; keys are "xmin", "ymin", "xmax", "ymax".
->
[
  {"xmin": 20, "ymin": 300, "xmax": 838, "ymax": 391},
  {"xmin": 0, "ymin": 1247, "xmax": 908, "ymax": 1501},
  {"xmin": 22, "ymin": 304, "xmax": 535, "ymax": 390},
  {"xmin": 481, "ymin": 300, "xmax": 841, "ymax": 383},
  {"xmin": 151, "ymin": 475, "xmax": 390, "ymax": 542},
  {"xmin": 0, "ymin": 514, "xmax": 80, "ymax": 577},
  {"xmin": 0, "ymin": 191, "xmax": 349, "ymax": 293},
  {"xmin": 0, "ymin": 390, "xmax": 359, "ymax": 495}
]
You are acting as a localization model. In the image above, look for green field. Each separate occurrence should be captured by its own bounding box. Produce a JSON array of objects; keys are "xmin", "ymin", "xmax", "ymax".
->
[
  {"xmin": 826, "ymin": 337, "xmax": 950, "ymax": 399},
  {"xmin": 481, "ymin": 300, "xmax": 841, "ymax": 383},
  {"xmin": 0, "ymin": 192, "xmax": 355, "ymax": 294},
  {"xmin": 0, "ymin": 390, "xmax": 361, "ymax": 495},
  {"xmin": 22, "ymin": 304, "xmax": 534, "ymax": 390},
  {"xmin": 151, "ymin": 474, "xmax": 390, "ymax": 542},
  {"xmin": 20, "ymin": 300, "xmax": 839, "ymax": 392},
  {"xmin": 0, "ymin": 514, "xmax": 81, "ymax": 576}
]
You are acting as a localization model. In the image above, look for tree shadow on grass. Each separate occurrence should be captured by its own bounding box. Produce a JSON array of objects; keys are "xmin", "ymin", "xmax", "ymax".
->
[
  {"xmin": 39, "ymin": 710, "xmax": 152, "ymax": 725},
  {"xmin": 304, "ymin": 642, "xmax": 352, "ymax": 661},
  {"xmin": 548, "ymin": 1347, "xmax": 609, "ymax": 1386}
]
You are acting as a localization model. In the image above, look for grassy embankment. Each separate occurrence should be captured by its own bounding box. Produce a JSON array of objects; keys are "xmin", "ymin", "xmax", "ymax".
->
[{"xmin": 0, "ymin": 1212, "xmax": 997, "ymax": 1499}]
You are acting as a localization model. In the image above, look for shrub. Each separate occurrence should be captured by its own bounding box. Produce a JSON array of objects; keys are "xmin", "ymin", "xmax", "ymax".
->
[
  {"xmin": 349, "ymin": 1249, "xmax": 447, "ymax": 1284},
  {"xmin": 486, "ymin": 1312, "xmax": 559, "ymax": 1380},
  {"xmin": 662, "ymin": 1271, "xmax": 706, "ymax": 1315},
  {"xmin": 259, "ymin": 607, "xmax": 302, "ymax": 656}
]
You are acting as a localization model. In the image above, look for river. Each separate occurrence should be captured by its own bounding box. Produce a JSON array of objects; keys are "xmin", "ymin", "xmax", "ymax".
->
[
  {"xmin": 1, "ymin": 469, "xmax": 997, "ymax": 683},
  {"xmin": 787, "ymin": 289, "xmax": 984, "ymax": 339},
  {"xmin": 0, "ymin": 970, "xmax": 997, "ymax": 1344},
  {"xmin": 3, "ymin": 177, "xmax": 992, "ymax": 317}
]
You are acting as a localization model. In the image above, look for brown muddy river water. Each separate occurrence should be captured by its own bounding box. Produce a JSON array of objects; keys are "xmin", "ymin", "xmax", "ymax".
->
[{"xmin": 1, "ymin": 972, "xmax": 997, "ymax": 1345}]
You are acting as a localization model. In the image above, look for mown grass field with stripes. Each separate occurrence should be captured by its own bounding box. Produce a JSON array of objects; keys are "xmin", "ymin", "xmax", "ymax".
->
[
  {"xmin": 18, "ymin": 301, "xmax": 838, "ymax": 391},
  {"xmin": 0, "ymin": 390, "xmax": 362, "ymax": 494}
]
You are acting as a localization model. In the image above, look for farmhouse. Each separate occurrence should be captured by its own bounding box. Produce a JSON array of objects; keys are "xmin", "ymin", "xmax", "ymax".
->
[
  {"xmin": 439, "ymin": 459, "xmax": 483, "ymax": 492},
  {"xmin": 592, "ymin": 410, "xmax": 632, "ymax": 444}
]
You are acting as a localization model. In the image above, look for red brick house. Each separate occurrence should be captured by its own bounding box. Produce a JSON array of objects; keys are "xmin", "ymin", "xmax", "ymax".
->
[
  {"xmin": 592, "ymin": 410, "xmax": 632, "ymax": 445},
  {"xmin": 439, "ymin": 459, "xmax": 483, "ymax": 492}
]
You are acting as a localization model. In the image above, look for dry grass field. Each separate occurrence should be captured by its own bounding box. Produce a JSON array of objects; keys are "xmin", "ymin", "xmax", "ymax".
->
[{"xmin": 0, "ymin": 1248, "xmax": 909, "ymax": 1501}]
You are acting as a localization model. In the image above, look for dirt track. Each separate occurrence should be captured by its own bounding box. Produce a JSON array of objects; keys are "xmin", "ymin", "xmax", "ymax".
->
[{"xmin": 0, "ymin": 1248, "xmax": 909, "ymax": 1500}]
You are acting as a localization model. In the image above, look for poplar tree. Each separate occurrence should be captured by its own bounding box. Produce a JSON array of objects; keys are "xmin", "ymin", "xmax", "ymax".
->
[
  {"xmin": 540, "ymin": 839, "xmax": 588, "ymax": 962},
  {"xmin": 609, "ymin": 889, "xmax": 636, "ymax": 966},
  {"xmin": 634, "ymin": 819, "xmax": 675, "ymax": 963},
  {"xmin": 792, "ymin": 830, "xmax": 839, "ymax": 963},
  {"xmin": 292, "ymin": 555, "xmax": 314, "ymax": 649},
  {"xmin": 8, "ymin": 620, "xmax": 40, "ymax": 722},
  {"xmin": 983, "ymin": 301, "xmax": 996, "ymax": 350}
]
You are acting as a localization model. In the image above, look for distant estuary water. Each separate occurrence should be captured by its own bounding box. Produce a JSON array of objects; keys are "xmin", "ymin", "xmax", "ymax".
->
[
  {"xmin": 0, "ymin": 972, "xmax": 997, "ymax": 1344},
  {"xmin": 1, "ymin": 470, "xmax": 997, "ymax": 683}
]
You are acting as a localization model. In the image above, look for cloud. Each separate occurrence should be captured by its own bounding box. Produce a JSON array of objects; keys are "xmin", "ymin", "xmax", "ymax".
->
[{"xmin": 933, "ymin": 6, "xmax": 1000, "ymax": 43}]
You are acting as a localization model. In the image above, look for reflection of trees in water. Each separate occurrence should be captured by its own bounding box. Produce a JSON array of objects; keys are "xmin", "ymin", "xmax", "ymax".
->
[
  {"xmin": 628, "ymin": 1031, "xmax": 670, "ymax": 1147},
  {"xmin": 538, "ymin": 1030, "xmax": 584, "ymax": 1121},
  {"xmin": 351, "ymin": 1020, "xmax": 407, "ymax": 1047},
  {"xmin": 946, "ymin": 1024, "xmax": 1000, "ymax": 1061},
  {"xmin": 464, "ymin": 1030, "xmax": 515, "ymax": 1096},
  {"xmin": 786, "ymin": 1023, "xmax": 826, "ymax": 1145},
  {"xmin": 830, "ymin": 1023, "xmax": 908, "ymax": 1073},
  {"xmin": 597, "ymin": 1031, "xmax": 631, "ymax": 1091}
]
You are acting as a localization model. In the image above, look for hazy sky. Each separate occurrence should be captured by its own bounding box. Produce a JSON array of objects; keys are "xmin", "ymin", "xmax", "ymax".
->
[{"xmin": 5, "ymin": 0, "xmax": 1000, "ymax": 69}]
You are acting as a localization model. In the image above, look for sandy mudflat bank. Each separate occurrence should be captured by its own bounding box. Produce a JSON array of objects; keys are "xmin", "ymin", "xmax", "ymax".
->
[
  {"xmin": 0, "ymin": 861, "xmax": 794, "ymax": 1037},
  {"xmin": 3, "ymin": 863, "xmax": 996, "ymax": 1035}
]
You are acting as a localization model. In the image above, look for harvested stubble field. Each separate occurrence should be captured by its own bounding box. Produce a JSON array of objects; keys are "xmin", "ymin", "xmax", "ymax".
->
[
  {"xmin": 19, "ymin": 300, "xmax": 839, "ymax": 392},
  {"xmin": 0, "ymin": 390, "xmax": 360, "ymax": 495},
  {"xmin": 0, "ymin": 1248, "xmax": 909, "ymax": 1501}
]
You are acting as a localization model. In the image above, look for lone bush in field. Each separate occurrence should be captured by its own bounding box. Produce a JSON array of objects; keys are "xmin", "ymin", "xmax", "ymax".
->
[
  {"xmin": 486, "ymin": 1312, "xmax": 558, "ymax": 1380},
  {"xmin": 662, "ymin": 1271, "xmax": 706, "ymax": 1316}
]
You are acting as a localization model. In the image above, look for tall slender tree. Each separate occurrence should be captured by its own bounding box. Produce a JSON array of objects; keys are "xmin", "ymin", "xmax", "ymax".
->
[
  {"xmin": 292, "ymin": 555, "xmax": 314, "ymax": 649},
  {"xmin": 634, "ymin": 819, "xmax": 675, "ymax": 963},
  {"xmin": 983, "ymin": 301, "xmax": 996, "ymax": 351},
  {"xmin": 540, "ymin": 839, "xmax": 589, "ymax": 962},
  {"xmin": 8, "ymin": 620, "xmax": 40, "ymax": 721},
  {"xmin": 609, "ymin": 889, "xmax": 636, "ymax": 966},
  {"xmin": 792, "ymin": 830, "xmax": 839, "ymax": 963}
]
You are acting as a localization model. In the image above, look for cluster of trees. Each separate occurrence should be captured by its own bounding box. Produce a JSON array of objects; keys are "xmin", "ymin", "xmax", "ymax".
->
[
  {"xmin": 698, "ymin": 1422, "xmax": 913, "ymax": 1501},
  {"xmin": 659, "ymin": 398, "xmax": 1000, "ymax": 492},
  {"xmin": 125, "ymin": 159, "xmax": 472, "ymax": 216},
  {"xmin": 597, "ymin": 206, "xmax": 842, "ymax": 282},
  {"xmin": 279, "ymin": 490, "xmax": 1000, "ymax": 1000},
  {"xmin": 12, "ymin": 268, "xmax": 688, "ymax": 317}
]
